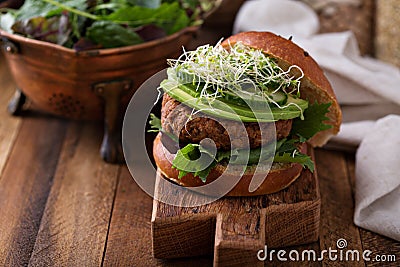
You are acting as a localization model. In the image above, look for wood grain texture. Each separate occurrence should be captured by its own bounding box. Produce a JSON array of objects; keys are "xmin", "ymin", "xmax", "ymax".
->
[
  {"xmin": 103, "ymin": 166, "xmax": 213, "ymax": 267},
  {"xmin": 102, "ymin": 166, "xmax": 154, "ymax": 266},
  {"xmin": 0, "ymin": 53, "xmax": 21, "ymax": 177},
  {"xmin": 0, "ymin": 115, "xmax": 67, "ymax": 266},
  {"xmin": 28, "ymin": 122, "xmax": 120, "ymax": 266},
  {"xmin": 152, "ymin": 148, "xmax": 320, "ymax": 266},
  {"xmin": 214, "ymin": 209, "xmax": 265, "ymax": 267},
  {"xmin": 315, "ymin": 149, "xmax": 365, "ymax": 267}
]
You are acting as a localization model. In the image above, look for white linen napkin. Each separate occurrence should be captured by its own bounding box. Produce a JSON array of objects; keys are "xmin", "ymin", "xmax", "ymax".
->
[
  {"xmin": 233, "ymin": 0, "xmax": 400, "ymax": 241},
  {"xmin": 354, "ymin": 115, "xmax": 400, "ymax": 241}
]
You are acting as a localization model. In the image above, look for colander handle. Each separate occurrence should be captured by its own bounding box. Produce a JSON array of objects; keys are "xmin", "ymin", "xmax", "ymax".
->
[
  {"xmin": 0, "ymin": 36, "xmax": 19, "ymax": 54},
  {"xmin": 93, "ymin": 79, "xmax": 132, "ymax": 164}
]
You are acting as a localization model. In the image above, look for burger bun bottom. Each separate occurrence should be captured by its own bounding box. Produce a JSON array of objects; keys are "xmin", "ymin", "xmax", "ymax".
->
[{"xmin": 153, "ymin": 133, "xmax": 307, "ymax": 196}]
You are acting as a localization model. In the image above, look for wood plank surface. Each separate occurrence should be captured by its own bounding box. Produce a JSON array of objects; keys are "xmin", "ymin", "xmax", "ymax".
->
[
  {"xmin": 0, "ymin": 53, "xmax": 21, "ymax": 177},
  {"xmin": 28, "ymin": 122, "xmax": 120, "ymax": 266},
  {"xmin": 0, "ymin": 115, "xmax": 67, "ymax": 266},
  {"xmin": 102, "ymin": 166, "xmax": 154, "ymax": 266},
  {"xmin": 103, "ymin": 166, "xmax": 213, "ymax": 267},
  {"xmin": 315, "ymin": 149, "xmax": 365, "ymax": 267}
]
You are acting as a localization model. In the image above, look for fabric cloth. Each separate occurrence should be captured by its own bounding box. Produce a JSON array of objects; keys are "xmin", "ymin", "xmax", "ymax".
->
[
  {"xmin": 233, "ymin": 0, "xmax": 400, "ymax": 241},
  {"xmin": 354, "ymin": 115, "xmax": 400, "ymax": 241}
]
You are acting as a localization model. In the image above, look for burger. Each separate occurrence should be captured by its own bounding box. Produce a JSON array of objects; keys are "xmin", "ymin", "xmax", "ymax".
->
[{"xmin": 149, "ymin": 31, "xmax": 341, "ymax": 196}]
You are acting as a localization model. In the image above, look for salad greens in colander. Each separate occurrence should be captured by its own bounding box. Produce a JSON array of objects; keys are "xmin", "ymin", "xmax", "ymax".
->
[{"xmin": 0, "ymin": 0, "xmax": 216, "ymax": 50}]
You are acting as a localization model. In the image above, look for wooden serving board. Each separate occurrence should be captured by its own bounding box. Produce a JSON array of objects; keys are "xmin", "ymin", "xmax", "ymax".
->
[{"xmin": 151, "ymin": 148, "xmax": 320, "ymax": 267}]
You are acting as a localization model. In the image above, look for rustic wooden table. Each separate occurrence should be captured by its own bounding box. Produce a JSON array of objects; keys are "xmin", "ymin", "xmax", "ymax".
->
[{"xmin": 0, "ymin": 41, "xmax": 399, "ymax": 266}]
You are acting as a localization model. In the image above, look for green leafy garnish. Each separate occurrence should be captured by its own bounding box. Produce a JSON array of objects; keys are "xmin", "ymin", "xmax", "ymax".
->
[
  {"xmin": 14, "ymin": 0, "xmax": 86, "ymax": 21},
  {"xmin": 291, "ymin": 101, "xmax": 332, "ymax": 140},
  {"xmin": 0, "ymin": 0, "xmax": 215, "ymax": 50},
  {"xmin": 273, "ymin": 138, "xmax": 314, "ymax": 172},
  {"xmin": 274, "ymin": 152, "xmax": 314, "ymax": 173},
  {"xmin": 148, "ymin": 113, "xmax": 162, "ymax": 132},
  {"xmin": 172, "ymin": 140, "xmax": 315, "ymax": 181},
  {"xmin": 171, "ymin": 142, "xmax": 277, "ymax": 182},
  {"xmin": 172, "ymin": 144, "xmax": 216, "ymax": 182},
  {"xmin": 105, "ymin": 2, "xmax": 190, "ymax": 34},
  {"xmin": 215, "ymin": 145, "xmax": 275, "ymax": 165},
  {"xmin": 86, "ymin": 20, "xmax": 143, "ymax": 48}
]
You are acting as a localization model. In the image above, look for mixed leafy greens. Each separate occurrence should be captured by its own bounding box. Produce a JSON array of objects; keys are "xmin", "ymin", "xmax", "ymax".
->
[
  {"xmin": 150, "ymin": 42, "xmax": 332, "ymax": 181},
  {"xmin": 150, "ymin": 104, "xmax": 330, "ymax": 182},
  {"xmin": 0, "ymin": 0, "xmax": 216, "ymax": 50}
]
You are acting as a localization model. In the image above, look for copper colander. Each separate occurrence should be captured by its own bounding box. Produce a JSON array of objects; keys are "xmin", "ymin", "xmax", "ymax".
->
[{"xmin": 0, "ymin": 26, "xmax": 198, "ymax": 162}]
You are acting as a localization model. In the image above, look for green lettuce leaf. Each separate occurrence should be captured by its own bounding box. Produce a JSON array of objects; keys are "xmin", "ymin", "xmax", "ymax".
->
[
  {"xmin": 172, "ymin": 143, "xmax": 215, "ymax": 182},
  {"xmin": 291, "ymin": 101, "xmax": 332, "ymax": 141},
  {"xmin": 105, "ymin": 2, "xmax": 190, "ymax": 34},
  {"xmin": 274, "ymin": 152, "xmax": 314, "ymax": 173},
  {"xmin": 14, "ymin": 0, "xmax": 58, "ymax": 21},
  {"xmin": 172, "ymin": 141, "xmax": 277, "ymax": 182},
  {"xmin": 86, "ymin": 20, "xmax": 143, "ymax": 48},
  {"xmin": 171, "ymin": 140, "xmax": 315, "ymax": 181},
  {"xmin": 14, "ymin": 0, "xmax": 87, "ymax": 21}
]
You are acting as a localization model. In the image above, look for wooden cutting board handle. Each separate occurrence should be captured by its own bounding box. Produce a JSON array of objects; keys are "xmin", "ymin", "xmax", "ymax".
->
[
  {"xmin": 152, "ymin": 146, "xmax": 320, "ymax": 266},
  {"xmin": 214, "ymin": 209, "xmax": 266, "ymax": 266}
]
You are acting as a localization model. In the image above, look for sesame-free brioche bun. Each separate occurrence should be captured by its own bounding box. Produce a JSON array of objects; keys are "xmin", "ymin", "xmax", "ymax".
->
[{"xmin": 222, "ymin": 31, "xmax": 342, "ymax": 147}]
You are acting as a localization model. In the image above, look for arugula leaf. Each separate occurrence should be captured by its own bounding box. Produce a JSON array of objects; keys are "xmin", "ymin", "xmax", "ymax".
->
[
  {"xmin": 168, "ymin": 7, "xmax": 191, "ymax": 33},
  {"xmin": 105, "ymin": 2, "xmax": 190, "ymax": 34},
  {"xmin": 171, "ymin": 138, "xmax": 315, "ymax": 182},
  {"xmin": 172, "ymin": 141, "xmax": 276, "ymax": 182},
  {"xmin": 275, "ymin": 138, "xmax": 298, "ymax": 154},
  {"xmin": 86, "ymin": 20, "xmax": 143, "ymax": 48},
  {"xmin": 274, "ymin": 152, "xmax": 314, "ymax": 173},
  {"xmin": 274, "ymin": 138, "xmax": 314, "ymax": 172},
  {"xmin": 291, "ymin": 101, "xmax": 332, "ymax": 141},
  {"xmin": 148, "ymin": 113, "xmax": 162, "ymax": 132},
  {"xmin": 172, "ymin": 143, "xmax": 215, "ymax": 182},
  {"xmin": 193, "ymin": 161, "xmax": 216, "ymax": 182},
  {"xmin": 147, "ymin": 114, "xmax": 179, "ymax": 152},
  {"xmin": 216, "ymin": 145, "xmax": 275, "ymax": 165}
]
